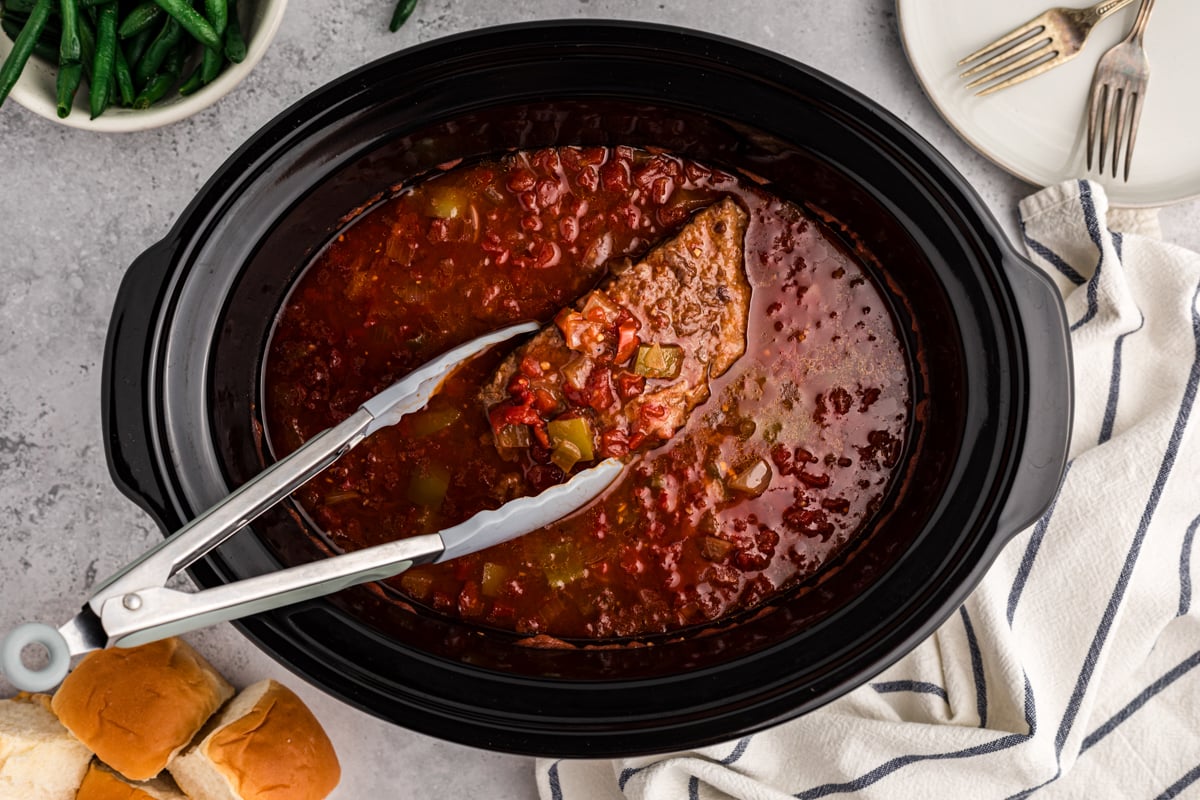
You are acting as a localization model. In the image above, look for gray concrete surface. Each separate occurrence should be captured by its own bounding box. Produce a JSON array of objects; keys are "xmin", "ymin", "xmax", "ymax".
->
[{"xmin": 1, "ymin": 1, "xmax": 1198, "ymax": 797}]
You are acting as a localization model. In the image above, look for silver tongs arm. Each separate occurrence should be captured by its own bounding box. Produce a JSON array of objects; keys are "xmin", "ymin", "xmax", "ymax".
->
[
  {"xmin": 96, "ymin": 460, "xmax": 622, "ymax": 649},
  {"xmin": 87, "ymin": 322, "xmax": 539, "ymax": 615}
]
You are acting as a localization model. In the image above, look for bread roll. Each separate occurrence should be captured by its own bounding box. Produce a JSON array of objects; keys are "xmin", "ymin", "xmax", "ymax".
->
[
  {"xmin": 0, "ymin": 693, "xmax": 92, "ymax": 800},
  {"xmin": 168, "ymin": 680, "xmax": 340, "ymax": 800},
  {"xmin": 51, "ymin": 638, "xmax": 233, "ymax": 781},
  {"xmin": 75, "ymin": 762, "xmax": 187, "ymax": 800}
]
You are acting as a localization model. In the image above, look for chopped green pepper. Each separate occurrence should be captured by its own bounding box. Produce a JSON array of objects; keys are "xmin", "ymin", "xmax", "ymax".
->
[
  {"xmin": 634, "ymin": 343, "xmax": 684, "ymax": 379},
  {"xmin": 550, "ymin": 440, "xmax": 582, "ymax": 473},
  {"xmin": 495, "ymin": 424, "xmax": 530, "ymax": 449},
  {"xmin": 427, "ymin": 185, "xmax": 469, "ymax": 219},
  {"xmin": 403, "ymin": 406, "xmax": 462, "ymax": 438},
  {"xmin": 481, "ymin": 562, "xmax": 508, "ymax": 597},
  {"xmin": 547, "ymin": 416, "xmax": 594, "ymax": 461},
  {"xmin": 399, "ymin": 570, "xmax": 433, "ymax": 600},
  {"xmin": 543, "ymin": 544, "xmax": 585, "ymax": 588},
  {"xmin": 407, "ymin": 464, "xmax": 450, "ymax": 508}
]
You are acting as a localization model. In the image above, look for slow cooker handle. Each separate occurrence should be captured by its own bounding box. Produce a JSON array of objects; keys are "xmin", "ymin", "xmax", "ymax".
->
[
  {"xmin": 995, "ymin": 248, "xmax": 1074, "ymax": 538},
  {"xmin": 102, "ymin": 237, "xmax": 180, "ymax": 532}
]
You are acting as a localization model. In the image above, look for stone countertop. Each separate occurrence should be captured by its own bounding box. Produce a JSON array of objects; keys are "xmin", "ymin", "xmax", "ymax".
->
[{"xmin": 2, "ymin": 1, "xmax": 1197, "ymax": 797}]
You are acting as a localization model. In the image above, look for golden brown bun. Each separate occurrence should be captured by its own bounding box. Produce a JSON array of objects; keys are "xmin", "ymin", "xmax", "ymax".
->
[
  {"xmin": 168, "ymin": 680, "xmax": 340, "ymax": 800},
  {"xmin": 0, "ymin": 693, "xmax": 92, "ymax": 800},
  {"xmin": 51, "ymin": 638, "xmax": 234, "ymax": 781},
  {"xmin": 74, "ymin": 762, "xmax": 188, "ymax": 800}
]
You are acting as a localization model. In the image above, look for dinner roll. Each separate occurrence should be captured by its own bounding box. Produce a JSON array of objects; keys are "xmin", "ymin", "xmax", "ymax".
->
[
  {"xmin": 75, "ymin": 762, "xmax": 188, "ymax": 800},
  {"xmin": 168, "ymin": 680, "xmax": 340, "ymax": 800},
  {"xmin": 51, "ymin": 638, "xmax": 233, "ymax": 781},
  {"xmin": 0, "ymin": 693, "xmax": 92, "ymax": 800}
]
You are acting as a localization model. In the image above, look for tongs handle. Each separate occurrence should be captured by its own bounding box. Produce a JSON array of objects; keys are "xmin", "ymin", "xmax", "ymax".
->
[
  {"xmin": 89, "ymin": 409, "xmax": 374, "ymax": 611},
  {"xmin": 88, "ymin": 322, "xmax": 540, "ymax": 613},
  {"xmin": 97, "ymin": 458, "xmax": 622, "ymax": 648}
]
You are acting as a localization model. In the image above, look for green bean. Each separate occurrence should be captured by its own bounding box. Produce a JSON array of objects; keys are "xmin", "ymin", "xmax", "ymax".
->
[
  {"xmin": 2, "ymin": 0, "xmax": 38, "ymax": 14},
  {"xmin": 117, "ymin": 1, "xmax": 160, "ymax": 39},
  {"xmin": 131, "ymin": 36, "xmax": 179, "ymax": 108},
  {"xmin": 113, "ymin": 37, "xmax": 133, "ymax": 104},
  {"xmin": 133, "ymin": 15, "xmax": 177, "ymax": 86},
  {"xmin": 176, "ymin": 61, "xmax": 201, "ymax": 95},
  {"xmin": 151, "ymin": 0, "xmax": 219, "ymax": 51},
  {"xmin": 389, "ymin": 0, "xmax": 418, "ymax": 32},
  {"xmin": 198, "ymin": 0, "xmax": 225, "ymax": 82},
  {"xmin": 88, "ymin": 1, "xmax": 115, "ymax": 118},
  {"xmin": 76, "ymin": 10, "xmax": 94, "ymax": 81},
  {"xmin": 122, "ymin": 24, "xmax": 151, "ymax": 70},
  {"xmin": 55, "ymin": 59, "xmax": 81, "ymax": 116},
  {"xmin": 0, "ymin": 0, "xmax": 51, "ymax": 107},
  {"xmin": 1, "ymin": 16, "xmax": 55, "ymax": 62},
  {"xmin": 58, "ymin": 0, "xmax": 81, "ymax": 62},
  {"xmin": 222, "ymin": 0, "xmax": 243, "ymax": 63}
]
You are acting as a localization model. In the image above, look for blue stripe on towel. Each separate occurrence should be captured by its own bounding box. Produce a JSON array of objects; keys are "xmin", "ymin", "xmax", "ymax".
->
[
  {"xmin": 1007, "ymin": 461, "xmax": 1073, "ymax": 626},
  {"xmin": 872, "ymin": 681, "xmax": 949, "ymax": 702},
  {"xmin": 793, "ymin": 673, "xmax": 1037, "ymax": 799},
  {"xmin": 1022, "ymin": 233, "xmax": 1088, "ymax": 285},
  {"xmin": 1081, "ymin": 649, "xmax": 1200, "ymax": 752},
  {"xmin": 688, "ymin": 775, "xmax": 700, "ymax": 800},
  {"xmin": 720, "ymin": 737, "xmax": 752, "ymax": 765},
  {"xmin": 1069, "ymin": 181, "xmax": 1105, "ymax": 331},
  {"xmin": 1153, "ymin": 762, "xmax": 1200, "ymax": 800},
  {"xmin": 1099, "ymin": 313, "xmax": 1146, "ymax": 444},
  {"xmin": 1182, "ymin": 514, "xmax": 1199, "ymax": 617},
  {"xmin": 548, "ymin": 760, "xmax": 563, "ymax": 800},
  {"xmin": 614, "ymin": 736, "xmax": 752, "ymax": 793},
  {"xmin": 959, "ymin": 606, "xmax": 988, "ymax": 728}
]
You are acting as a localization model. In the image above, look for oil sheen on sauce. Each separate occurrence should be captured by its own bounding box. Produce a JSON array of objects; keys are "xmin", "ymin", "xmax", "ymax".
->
[{"xmin": 263, "ymin": 146, "xmax": 909, "ymax": 640}]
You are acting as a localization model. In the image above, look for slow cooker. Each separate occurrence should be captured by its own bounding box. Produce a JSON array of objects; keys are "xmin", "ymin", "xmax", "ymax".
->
[{"xmin": 101, "ymin": 22, "xmax": 1072, "ymax": 755}]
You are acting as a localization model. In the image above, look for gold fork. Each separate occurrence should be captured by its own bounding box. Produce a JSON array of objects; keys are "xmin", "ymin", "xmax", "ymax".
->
[
  {"xmin": 959, "ymin": 0, "xmax": 1134, "ymax": 96},
  {"xmin": 1086, "ymin": 0, "xmax": 1158, "ymax": 180}
]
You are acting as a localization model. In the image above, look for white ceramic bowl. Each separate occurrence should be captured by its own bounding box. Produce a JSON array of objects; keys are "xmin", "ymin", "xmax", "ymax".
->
[{"xmin": 0, "ymin": 0, "xmax": 287, "ymax": 132}]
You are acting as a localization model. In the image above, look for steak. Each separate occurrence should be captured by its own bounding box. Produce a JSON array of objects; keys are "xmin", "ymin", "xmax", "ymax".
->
[{"xmin": 482, "ymin": 197, "xmax": 751, "ymax": 465}]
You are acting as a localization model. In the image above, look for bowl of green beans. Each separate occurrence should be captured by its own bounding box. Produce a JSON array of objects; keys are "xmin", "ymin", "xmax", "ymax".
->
[{"xmin": 0, "ymin": 0, "xmax": 286, "ymax": 130}]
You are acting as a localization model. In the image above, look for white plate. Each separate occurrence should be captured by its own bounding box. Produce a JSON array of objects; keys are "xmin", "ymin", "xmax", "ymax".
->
[{"xmin": 897, "ymin": 0, "xmax": 1200, "ymax": 207}]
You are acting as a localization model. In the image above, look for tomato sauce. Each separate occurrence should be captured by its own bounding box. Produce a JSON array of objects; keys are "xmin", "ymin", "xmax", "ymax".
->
[{"xmin": 263, "ymin": 146, "xmax": 910, "ymax": 640}]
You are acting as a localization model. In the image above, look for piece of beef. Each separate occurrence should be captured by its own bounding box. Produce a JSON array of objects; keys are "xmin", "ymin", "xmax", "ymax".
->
[{"xmin": 482, "ymin": 197, "xmax": 750, "ymax": 464}]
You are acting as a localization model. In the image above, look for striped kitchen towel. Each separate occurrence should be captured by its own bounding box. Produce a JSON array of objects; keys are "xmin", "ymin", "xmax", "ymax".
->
[{"xmin": 536, "ymin": 180, "xmax": 1200, "ymax": 800}]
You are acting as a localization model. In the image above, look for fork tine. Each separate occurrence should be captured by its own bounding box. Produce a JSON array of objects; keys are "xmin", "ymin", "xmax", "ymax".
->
[
  {"xmin": 958, "ymin": 17, "xmax": 1047, "ymax": 66},
  {"xmin": 960, "ymin": 35, "xmax": 1052, "ymax": 80},
  {"xmin": 1098, "ymin": 85, "xmax": 1113, "ymax": 173},
  {"xmin": 968, "ymin": 47, "xmax": 1059, "ymax": 95},
  {"xmin": 1111, "ymin": 87, "xmax": 1128, "ymax": 179},
  {"xmin": 1086, "ymin": 80, "xmax": 1104, "ymax": 171},
  {"xmin": 1123, "ymin": 91, "xmax": 1143, "ymax": 182},
  {"xmin": 975, "ymin": 55, "xmax": 1063, "ymax": 96}
]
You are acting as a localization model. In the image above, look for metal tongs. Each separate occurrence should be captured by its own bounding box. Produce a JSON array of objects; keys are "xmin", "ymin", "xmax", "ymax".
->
[{"xmin": 1, "ymin": 322, "xmax": 622, "ymax": 692}]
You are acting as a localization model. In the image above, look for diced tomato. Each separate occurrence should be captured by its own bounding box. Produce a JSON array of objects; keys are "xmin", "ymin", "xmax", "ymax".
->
[
  {"xmin": 533, "ymin": 388, "xmax": 560, "ymax": 413},
  {"xmin": 598, "ymin": 428, "xmax": 630, "ymax": 458},
  {"xmin": 614, "ymin": 371, "xmax": 645, "ymax": 400},
  {"xmin": 614, "ymin": 316, "xmax": 641, "ymax": 365},
  {"xmin": 457, "ymin": 581, "xmax": 485, "ymax": 618},
  {"xmin": 583, "ymin": 367, "xmax": 615, "ymax": 411},
  {"xmin": 519, "ymin": 355, "xmax": 544, "ymax": 378}
]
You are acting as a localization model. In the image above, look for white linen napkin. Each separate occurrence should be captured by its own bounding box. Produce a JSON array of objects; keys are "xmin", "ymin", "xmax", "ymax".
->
[{"xmin": 536, "ymin": 180, "xmax": 1200, "ymax": 800}]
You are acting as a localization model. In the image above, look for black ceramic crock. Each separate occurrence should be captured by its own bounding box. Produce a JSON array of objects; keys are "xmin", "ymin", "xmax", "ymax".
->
[{"xmin": 101, "ymin": 22, "xmax": 1072, "ymax": 756}]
